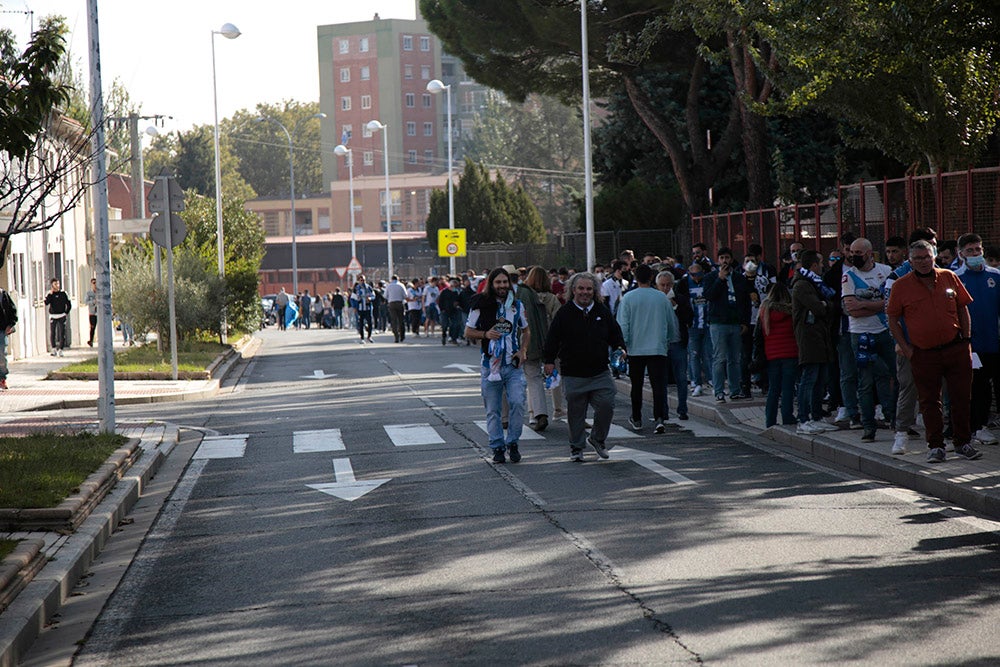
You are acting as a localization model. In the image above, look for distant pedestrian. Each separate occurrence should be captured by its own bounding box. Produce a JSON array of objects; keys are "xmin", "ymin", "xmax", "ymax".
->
[
  {"xmin": 84, "ymin": 278, "xmax": 98, "ymax": 346},
  {"xmin": 274, "ymin": 288, "xmax": 290, "ymax": 331},
  {"xmin": 44, "ymin": 278, "xmax": 71, "ymax": 356},
  {"xmin": 0, "ymin": 285, "xmax": 17, "ymax": 390},
  {"xmin": 385, "ymin": 276, "xmax": 407, "ymax": 342},
  {"xmin": 656, "ymin": 270, "xmax": 691, "ymax": 421},
  {"xmin": 331, "ymin": 288, "xmax": 345, "ymax": 329},
  {"xmin": 703, "ymin": 248, "xmax": 752, "ymax": 402},
  {"xmin": 758, "ymin": 283, "xmax": 798, "ymax": 427},
  {"xmin": 300, "ymin": 290, "xmax": 313, "ymax": 329},
  {"xmin": 354, "ymin": 275, "xmax": 375, "ymax": 343},
  {"xmin": 791, "ymin": 251, "xmax": 838, "ymax": 435}
]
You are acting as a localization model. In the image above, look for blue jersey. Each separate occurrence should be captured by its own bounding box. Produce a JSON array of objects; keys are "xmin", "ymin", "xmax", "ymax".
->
[
  {"xmin": 685, "ymin": 275, "xmax": 709, "ymax": 329},
  {"xmin": 956, "ymin": 264, "xmax": 1000, "ymax": 354}
]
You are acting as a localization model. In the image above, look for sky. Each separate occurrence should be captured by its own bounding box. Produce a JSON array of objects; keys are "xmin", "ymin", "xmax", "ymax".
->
[{"xmin": 0, "ymin": 0, "xmax": 419, "ymax": 132}]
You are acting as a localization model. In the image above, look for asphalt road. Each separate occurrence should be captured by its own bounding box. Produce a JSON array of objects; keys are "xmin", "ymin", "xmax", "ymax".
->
[{"xmin": 46, "ymin": 327, "xmax": 1000, "ymax": 665}]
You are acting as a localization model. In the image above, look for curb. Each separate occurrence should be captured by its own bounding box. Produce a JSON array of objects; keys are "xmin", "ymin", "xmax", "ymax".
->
[{"xmin": 0, "ymin": 424, "xmax": 180, "ymax": 667}]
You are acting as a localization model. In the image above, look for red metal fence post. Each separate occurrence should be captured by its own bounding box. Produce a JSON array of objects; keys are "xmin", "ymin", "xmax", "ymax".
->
[
  {"xmin": 967, "ymin": 167, "xmax": 974, "ymax": 233},
  {"xmin": 936, "ymin": 170, "xmax": 944, "ymax": 234},
  {"xmin": 882, "ymin": 177, "xmax": 889, "ymax": 245},
  {"xmin": 859, "ymin": 177, "xmax": 867, "ymax": 239}
]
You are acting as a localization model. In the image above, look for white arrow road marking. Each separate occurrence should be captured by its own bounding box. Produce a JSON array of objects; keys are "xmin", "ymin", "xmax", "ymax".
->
[
  {"xmin": 302, "ymin": 370, "xmax": 338, "ymax": 379},
  {"xmin": 306, "ymin": 459, "xmax": 391, "ymax": 501},
  {"xmin": 606, "ymin": 424, "xmax": 641, "ymax": 439},
  {"xmin": 444, "ymin": 363, "xmax": 478, "ymax": 374},
  {"xmin": 607, "ymin": 447, "xmax": 697, "ymax": 485},
  {"xmin": 193, "ymin": 434, "xmax": 248, "ymax": 459},
  {"xmin": 474, "ymin": 420, "xmax": 544, "ymax": 440},
  {"xmin": 294, "ymin": 429, "xmax": 345, "ymax": 453},
  {"xmin": 385, "ymin": 423, "xmax": 445, "ymax": 446}
]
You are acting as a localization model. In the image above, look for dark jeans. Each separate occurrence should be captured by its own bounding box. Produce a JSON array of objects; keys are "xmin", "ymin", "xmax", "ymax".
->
[
  {"xmin": 408, "ymin": 309, "xmax": 422, "ymax": 334},
  {"xmin": 357, "ymin": 310, "xmax": 373, "ymax": 339},
  {"xmin": 628, "ymin": 355, "xmax": 667, "ymax": 422},
  {"xmin": 664, "ymin": 343, "xmax": 688, "ymax": 418},
  {"xmin": 797, "ymin": 362, "xmax": 826, "ymax": 424},
  {"xmin": 50, "ymin": 317, "xmax": 67, "ymax": 350},
  {"xmin": 851, "ymin": 330, "xmax": 897, "ymax": 428},
  {"xmin": 88, "ymin": 314, "xmax": 97, "ymax": 345},
  {"xmin": 440, "ymin": 309, "xmax": 462, "ymax": 342},
  {"xmin": 388, "ymin": 302, "xmax": 406, "ymax": 341},
  {"xmin": 277, "ymin": 306, "xmax": 287, "ymax": 330},
  {"xmin": 766, "ymin": 357, "xmax": 798, "ymax": 427}
]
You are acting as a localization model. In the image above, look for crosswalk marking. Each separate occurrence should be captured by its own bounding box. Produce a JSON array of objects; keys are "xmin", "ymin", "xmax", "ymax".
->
[
  {"xmin": 474, "ymin": 421, "xmax": 545, "ymax": 441},
  {"xmin": 194, "ymin": 434, "xmax": 248, "ymax": 459},
  {"xmin": 606, "ymin": 424, "xmax": 641, "ymax": 440},
  {"xmin": 384, "ymin": 423, "xmax": 445, "ymax": 447},
  {"xmin": 293, "ymin": 428, "xmax": 345, "ymax": 453}
]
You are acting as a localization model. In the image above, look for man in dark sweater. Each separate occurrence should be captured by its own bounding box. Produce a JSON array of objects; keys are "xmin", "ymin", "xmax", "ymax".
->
[{"xmin": 544, "ymin": 272, "xmax": 627, "ymax": 462}]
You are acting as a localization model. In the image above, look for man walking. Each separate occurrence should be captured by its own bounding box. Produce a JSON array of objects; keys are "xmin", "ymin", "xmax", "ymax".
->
[
  {"xmin": 84, "ymin": 278, "xmax": 98, "ymax": 346},
  {"xmin": 617, "ymin": 263, "xmax": 678, "ymax": 433},
  {"xmin": 354, "ymin": 276, "xmax": 375, "ymax": 343},
  {"xmin": 888, "ymin": 240, "xmax": 980, "ymax": 463},
  {"xmin": 44, "ymin": 278, "xmax": 71, "ymax": 356},
  {"xmin": 438, "ymin": 278, "xmax": 462, "ymax": 345},
  {"xmin": 465, "ymin": 268, "xmax": 530, "ymax": 464},
  {"xmin": 385, "ymin": 275, "xmax": 407, "ymax": 342},
  {"xmin": 274, "ymin": 288, "xmax": 290, "ymax": 331},
  {"xmin": 544, "ymin": 272, "xmax": 627, "ymax": 462},
  {"xmin": 300, "ymin": 290, "xmax": 313, "ymax": 329}
]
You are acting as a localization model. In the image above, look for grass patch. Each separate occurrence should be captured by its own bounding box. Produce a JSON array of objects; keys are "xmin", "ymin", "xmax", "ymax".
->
[
  {"xmin": 0, "ymin": 539, "xmax": 17, "ymax": 560},
  {"xmin": 0, "ymin": 432, "xmax": 129, "ymax": 508},
  {"xmin": 58, "ymin": 341, "xmax": 226, "ymax": 374}
]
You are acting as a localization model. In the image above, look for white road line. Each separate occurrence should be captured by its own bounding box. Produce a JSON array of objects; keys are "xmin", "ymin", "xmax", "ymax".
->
[
  {"xmin": 474, "ymin": 420, "xmax": 545, "ymax": 440},
  {"xmin": 606, "ymin": 424, "xmax": 641, "ymax": 439},
  {"xmin": 384, "ymin": 423, "xmax": 445, "ymax": 446},
  {"xmin": 293, "ymin": 428, "xmax": 345, "ymax": 453},
  {"xmin": 193, "ymin": 434, "xmax": 248, "ymax": 459}
]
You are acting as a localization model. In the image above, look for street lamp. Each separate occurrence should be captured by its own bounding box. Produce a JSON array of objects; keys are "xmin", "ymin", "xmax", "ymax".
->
[
  {"xmin": 258, "ymin": 112, "xmax": 327, "ymax": 298},
  {"xmin": 579, "ymin": 0, "xmax": 595, "ymax": 271},
  {"xmin": 333, "ymin": 143, "xmax": 357, "ymax": 283},
  {"xmin": 211, "ymin": 21, "xmax": 240, "ymax": 343},
  {"xmin": 366, "ymin": 119, "xmax": 393, "ymax": 277},
  {"xmin": 426, "ymin": 79, "xmax": 455, "ymax": 275}
]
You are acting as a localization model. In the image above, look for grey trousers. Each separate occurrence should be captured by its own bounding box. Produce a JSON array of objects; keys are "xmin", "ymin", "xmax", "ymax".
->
[
  {"xmin": 563, "ymin": 371, "xmax": 616, "ymax": 450},
  {"xmin": 895, "ymin": 353, "xmax": 918, "ymax": 431}
]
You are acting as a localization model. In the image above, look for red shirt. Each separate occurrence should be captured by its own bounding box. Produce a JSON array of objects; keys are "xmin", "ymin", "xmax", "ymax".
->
[{"xmin": 886, "ymin": 268, "xmax": 972, "ymax": 349}]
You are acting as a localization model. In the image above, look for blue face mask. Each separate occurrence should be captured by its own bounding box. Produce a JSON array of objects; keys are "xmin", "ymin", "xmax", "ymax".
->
[{"xmin": 965, "ymin": 255, "xmax": 986, "ymax": 269}]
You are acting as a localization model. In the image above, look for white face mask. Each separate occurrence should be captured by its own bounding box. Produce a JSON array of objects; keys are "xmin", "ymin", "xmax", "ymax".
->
[
  {"xmin": 744, "ymin": 261, "xmax": 758, "ymax": 273},
  {"xmin": 666, "ymin": 288, "xmax": 675, "ymax": 300}
]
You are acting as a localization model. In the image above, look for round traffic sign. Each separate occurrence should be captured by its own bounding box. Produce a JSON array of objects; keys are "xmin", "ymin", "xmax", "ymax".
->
[{"xmin": 446, "ymin": 243, "xmax": 458, "ymax": 255}]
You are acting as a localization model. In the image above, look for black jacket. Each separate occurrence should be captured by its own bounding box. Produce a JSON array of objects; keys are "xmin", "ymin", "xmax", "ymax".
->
[
  {"xmin": 44, "ymin": 290, "xmax": 71, "ymax": 316},
  {"xmin": 671, "ymin": 279, "xmax": 694, "ymax": 347},
  {"xmin": 0, "ymin": 289, "xmax": 16, "ymax": 329},
  {"xmin": 543, "ymin": 300, "xmax": 626, "ymax": 378}
]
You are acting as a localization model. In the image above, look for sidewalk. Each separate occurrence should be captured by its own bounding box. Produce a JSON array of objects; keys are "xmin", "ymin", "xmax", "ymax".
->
[{"xmin": 626, "ymin": 379, "xmax": 1000, "ymax": 521}]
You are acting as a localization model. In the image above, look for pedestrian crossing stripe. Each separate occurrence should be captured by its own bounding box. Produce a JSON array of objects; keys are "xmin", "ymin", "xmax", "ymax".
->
[
  {"xmin": 194, "ymin": 434, "xmax": 249, "ymax": 459},
  {"xmin": 384, "ymin": 423, "xmax": 446, "ymax": 446},
  {"xmin": 605, "ymin": 424, "xmax": 642, "ymax": 439},
  {"xmin": 474, "ymin": 421, "xmax": 545, "ymax": 440},
  {"xmin": 293, "ymin": 428, "xmax": 345, "ymax": 453}
]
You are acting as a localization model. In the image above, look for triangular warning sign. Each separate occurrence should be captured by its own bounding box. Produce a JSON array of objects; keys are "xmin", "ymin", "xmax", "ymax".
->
[{"xmin": 347, "ymin": 257, "xmax": 363, "ymax": 272}]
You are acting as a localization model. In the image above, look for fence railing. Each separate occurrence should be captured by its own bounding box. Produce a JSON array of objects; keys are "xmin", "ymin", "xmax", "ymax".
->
[{"xmin": 691, "ymin": 166, "xmax": 1000, "ymax": 260}]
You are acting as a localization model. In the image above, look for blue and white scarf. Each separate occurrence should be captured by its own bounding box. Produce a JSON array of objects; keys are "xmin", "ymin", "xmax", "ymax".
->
[
  {"xmin": 484, "ymin": 292, "xmax": 520, "ymax": 381},
  {"xmin": 798, "ymin": 267, "xmax": 836, "ymax": 300}
]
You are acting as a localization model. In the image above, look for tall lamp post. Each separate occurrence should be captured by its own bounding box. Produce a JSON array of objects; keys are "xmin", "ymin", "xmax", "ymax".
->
[
  {"xmin": 259, "ymin": 113, "xmax": 327, "ymax": 298},
  {"xmin": 366, "ymin": 119, "xmax": 393, "ymax": 277},
  {"xmin": 211, "ymin": 21, "xmax": 241, "ymax": 343},
  {"xmin": 333, "ymin": 144, "xmax": 356, "ymax": 282},
  {"xmin": 579, "ymin": 0, "xmax": 596, "ymax": 271},
  {"xmin": 426, "ymin": 79, "xmax": 454, "ymax": 275}
]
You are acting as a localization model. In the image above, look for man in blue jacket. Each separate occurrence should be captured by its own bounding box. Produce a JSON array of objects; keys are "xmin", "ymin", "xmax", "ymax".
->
[
  {"xmin": 617, "ymin": 263, "xmax": 678, "ymax": 433},
  {"xmin": 702, "ymin": 248, "xmax": 752, "ymax": 402}
]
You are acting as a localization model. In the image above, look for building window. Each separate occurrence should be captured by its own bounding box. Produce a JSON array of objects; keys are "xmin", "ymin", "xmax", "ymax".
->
[
  {"xmin": 361, "ymin": 95, "xmax": 371, "ymax": 110},
  {"xmin": 363, "ymin": 151, "xmax": 374, "ymax": 166},
  {"xmin": 408, "ymin": 150, "xmax": 417, "ymax": 164},
  {"xmin": 340, "ymin": 67, "xmax": 350, "ymax": 83},
  {"xmin": 422, "ymin": 93, "xmax": 432, "ymax": 108},
  {"xmin": 420, "ymin": 65, "xmax": 430, "ymax": 80},
  {"xmin": 263, "ymin": 211, "xmax": 280, "ymax": 235},
  {"xmin": 362, "ymin": 124, "xmax": 373, "ymax": 138},
  {"xmin": 341, "ymin": 124, "xmax": 352, "ymax": 142},
  {"xmin": 424, "ymin": 150, "xmax": 434, "ymax": 165},
  {"xmin": 423, "ymin": 122, "xmax": 433, "ymax": 136},
  {"xmin": 405, "ymin": 93, "xmax": 415, "ymax": 108},
  {"xmin": 402, "ymin": 35, "xmax": 413, "ymax": 51},
  {"xmin": 404, "ymin": 64, "xmax": 413, "ymax": 80},
  {"xmin": 341, "ymin": 96, "xmax": 351, "ymax": 111},
  {"xmin": 360, "ymin": 65, "xmax": 370, "ymax": 80},
  {"xmin": 360, "ymin": 36, "xmax": 369, "ymax": 52},
  {"xmin": 338, "ymin": 39, "xmax": 349, "ymax": 54},
  {"xmin": 417, "ymin": 190, "xmax": 430, "ymax": 214},
  {"xmin": 441, "ymin": 62, "xmax": 455, "ymax": 77},
  {"xmin": 406, "ymin": 121, "xmax": 416, "ymax": 136},
  {"xmin": 420, "ymin": 36, "xmax": 430, "ymax": 51}
]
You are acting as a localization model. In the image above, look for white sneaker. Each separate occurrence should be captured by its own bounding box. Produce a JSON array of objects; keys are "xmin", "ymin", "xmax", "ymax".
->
[
  {"xmin": 875, "ymin": 405, "xmax": 885, "ymax": 421},
  {"xmin": 796, "ymin": 420, "xmax": 825, "ymax": 435},
  {"xmin": 815, "ymin": 421, "xmax": 840, "ymax": 432},
  {"xmin": 975, "ymin": 428, "xmax": 998, "ymax": 445},
  {"xmin": 891, "ymin": 432, "xmax": 907, "ymax": 455},
  {"xmin": 833, "ymin": 407, "xmax": 849, "ymax": 423},
  {"xmin": 692, "ymin": 385, "xmax": 703, "ymax": 397}
]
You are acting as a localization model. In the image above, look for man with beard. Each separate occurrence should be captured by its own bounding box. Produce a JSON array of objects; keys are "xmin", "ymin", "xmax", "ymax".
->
[{"xmin": 466, "ymin": 268, "xmax": 530, "ymax": 464}]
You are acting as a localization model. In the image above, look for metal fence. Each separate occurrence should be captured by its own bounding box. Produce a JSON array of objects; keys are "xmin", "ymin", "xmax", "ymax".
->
[{"xmin": 691, "ymin": 166, "xmax": 1000, "ymax": 259}]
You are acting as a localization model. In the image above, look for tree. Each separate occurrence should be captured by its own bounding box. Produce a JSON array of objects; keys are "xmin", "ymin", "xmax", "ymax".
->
[
  {"xmin": 145, "ymin": 125, "xmax": 255, "ymax": 202},
  {"xmin": 226, "ymin": 100, "xmax": 325, "ymax": 199},
  {"xmin": 425, "ymin": 159, "xmax": 546, "ymax": 247}
]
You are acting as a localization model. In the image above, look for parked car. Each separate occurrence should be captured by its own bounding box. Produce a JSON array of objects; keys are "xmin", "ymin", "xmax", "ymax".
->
[{"xmin": 261, "ymin": 294, "xmax": 277, "ymax": 327}]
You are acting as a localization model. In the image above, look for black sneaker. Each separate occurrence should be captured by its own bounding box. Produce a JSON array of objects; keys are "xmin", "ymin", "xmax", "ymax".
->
[
  {"xmin": 628, "ymin": 417, "xmax": 642, "ymax": 431},
  {"xmin": 570, "ymin": 449, "xmax": 585, "ymax": 462},
  {"xmin": 588, "ymin": 436, "xmax": 609, "ymax": 460},
  {"xmin": 729, "ymin": 393, "xmax": 750, "ymax": 400},
  {"xmin": 678, "ymin": 413, "xmax": 689, "ymax": 420},
  {"xmin": 954, "ymin": 443, "xmax": 983, "ymax": 460},
  {"xmin": 927, "ymin": 447, "xmax": 946, "ymax": 463},
  {"xmin": 716, "ymin": 395, "xmax": 726, "ymax": 403},
  {"xmin": 533, "ymin": 415, "xmax": 548, "ymax": 432},
  {"xmin": 654, "ymin": 420, "xmax": 666, "ymax": 434},
  {"xmin": 849, "ymin": 415, "xmax": 863, "ymax": 430},
  {"xmin": 508, "ymin": 443, "xmax": 521, "ymax": 463},
  {"xmin": 492, "ymin": 447, "xmax": 506, "ymax": 464},
  {"xmin": 861, "ymin": 428, "xmax": 876, "ymax": 442}
]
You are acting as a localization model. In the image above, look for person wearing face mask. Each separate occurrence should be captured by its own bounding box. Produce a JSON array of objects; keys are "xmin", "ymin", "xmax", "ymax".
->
[
  {"xmin": 742, "ymin": 253, "xmax": 776, "ymax": 396},
  {"xmin": 656, "ymin": 270, "xmax": 692, "ymax": 420},
  {"xmin": 887, "ymin": 240, "xmax": 980, "ymax": 463},
  {"xmin": 685, "ymin": 264, "xmax": 713, "ymax": 396},
  {"xmin": 955, "ymin": 233, "xmax": 1000, "ymax": 446},
  {"xmin": 778, "ymin": 242, "xmax": 804, "ymax": 285},
  {"xmin": 842, "ymin": 238, "xmax": 895, "ymax": 443},
  {"xmin": 703, "ymin": 248, "xmax": 752, "ymax": 402}
]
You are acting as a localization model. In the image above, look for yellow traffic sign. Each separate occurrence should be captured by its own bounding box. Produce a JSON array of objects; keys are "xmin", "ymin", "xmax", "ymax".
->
[{"xmin": 438, "ymin": 228, "xmax": 467, "ymax": 257}]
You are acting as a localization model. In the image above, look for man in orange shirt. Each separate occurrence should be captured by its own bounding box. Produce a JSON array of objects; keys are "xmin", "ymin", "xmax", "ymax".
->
[{"xmin": 887, "ymin": 240, "xmax": 980, "ymax": 463}]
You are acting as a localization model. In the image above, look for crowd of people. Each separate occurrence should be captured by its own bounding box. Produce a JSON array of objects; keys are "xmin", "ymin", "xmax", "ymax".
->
[{"xmin": 267, "ymin": 232, "xmax": 1000, "ymax": 466}]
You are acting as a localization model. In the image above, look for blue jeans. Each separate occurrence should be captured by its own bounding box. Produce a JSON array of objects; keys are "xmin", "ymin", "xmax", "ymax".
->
[
  {"xmin": 333, "ymin": 309, "xmax": 343, "ymax": 328},
  {"xmin": 837, "ymin": 334, "xmax": 859, "ymax": 417},
  {"xmin": 710, "ymin": 323, "xmax": 742, "ymax": 397},
  {"xmin": 798, "ymin": 362, "xmax": 827, "ymax": 423},
  {"xmin": 440, "ymin": 310, "xmax": 462, "ymax": 342},
  {"xmin": 851, "ymin": 330, "xmax": 897, "ymax": 428},
  {"xmin": 665, "ymin": 342, "xmax": 689, "ymax": 418},
  {"xmin": 688, "ymin": 326, "xmax": 713, "ymax": 386},
  {"xmin": 481, "ymin": 363, "xmax": 527, "ymax": 451},
  {"xmin": 0, "ymin": 330, "xmax": 8, "ymax": 380},
  {"xmin": 766, "ymin": 358, "xmax": 798, "ymax": 427}
]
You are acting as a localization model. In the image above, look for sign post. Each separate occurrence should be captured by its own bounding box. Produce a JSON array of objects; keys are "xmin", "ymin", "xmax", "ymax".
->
[{"xmin": 149, "ymin": 170, "xmax": 186, "ymax": 380}]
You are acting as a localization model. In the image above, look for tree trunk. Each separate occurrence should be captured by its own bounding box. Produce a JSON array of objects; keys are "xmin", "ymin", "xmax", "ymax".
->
[{"xmin": 728, "ymin": 31, "xmax": 776, "ymax": 209}]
